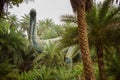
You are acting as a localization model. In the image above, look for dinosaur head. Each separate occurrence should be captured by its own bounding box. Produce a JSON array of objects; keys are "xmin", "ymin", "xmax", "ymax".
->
[{"xmin": 30, "ymin": 9, "xmax": 36, "ymax": 18}]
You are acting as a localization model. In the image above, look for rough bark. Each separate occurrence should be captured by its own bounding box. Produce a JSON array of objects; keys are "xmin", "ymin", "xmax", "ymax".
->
[
  {"xmin": 97, "ymin": 46, "xmax": 105, "ymax": 80},
  {"xmin": 77, "ymin": 0, "xmax": 96, "ymax": 80}
]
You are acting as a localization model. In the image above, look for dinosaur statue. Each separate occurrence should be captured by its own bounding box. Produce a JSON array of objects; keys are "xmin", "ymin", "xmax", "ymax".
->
[
  {"xmin": 29, "ymin": 9, "xmax": 61, "ymax": 53},
  {"xmin": 29, "ymin": 9, "xmax": 80, "ymax": 69}
]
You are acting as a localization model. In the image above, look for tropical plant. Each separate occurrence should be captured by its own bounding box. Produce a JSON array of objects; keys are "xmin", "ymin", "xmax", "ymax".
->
[
  {"xmin": 37, "ymin": 19, "xmax": 63, "ymax": 39},
  {"xmin": 33, "ymin": 42, "xmax": 65, "ymax": 68},
  {"xmin": 86, "ymin": 1, "xmax": 120, "ymax": 80},
  {"xmin": 20, "ymin": 66, "xmax": 57, "ymax": 80},
  {"xmin": 61, "ymin": 0, "xmax": 120, "ymax": 80},
  {"xmin": 20, "ymin": 63, "xmax": 84, "ymax": 80},
  {"xmin": 69, "ymin": 0, "xmax": 96, "ymax": 79},
  {"xmin": 19, "ymin": 14, "xmax": 30, "ymax": 38},
  {"xmin": 0, "ymin": 18, "xmax": 28, "ymax": 66},
  {"xmin": 0, "ymin": 62, "xmax": 19, "ymax": 80},
  {"xmin": 7, "ymin": 14, "xmax": 19, "ymax": 27},
  {"xmin": 105, "ymin": 48, "xmax": 120, "ymax": 80},
  {"xmin": 61, "ymin": 14, "xmax": 77, "ymax": 24}
]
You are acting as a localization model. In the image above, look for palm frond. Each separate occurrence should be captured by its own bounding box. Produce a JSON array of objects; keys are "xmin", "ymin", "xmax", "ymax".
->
[
  {"xmin": 61, "ymin": 14, "xmax": 77, "ymax": 24},
  {"xmin": 33, "ymin": 42, "xmax": 65, "ymax": 67},
  {"xmin": 86, "ymin": 5, "xmax": 98, "ymax": 27},
  {"xmin": 98, "ymin": 0, "xmax": 112, "ymax": 22},
  {"xmin": 103, "ymin": 6, "xmax": 120, "ymax": 27},
  {"xmin": 59, "ymin": 26, "xmax": 78, "ymax": 49},
  {"xmin": 0, "ymin": 62, "xmax": 19, "ymax": 80},
  {"xmin": 70, "ymin": 0, "xmax": 93, "ymax": 12},
  {"xmin": 0, "ymin": 19, "xmax": 28, "ymax": 65}
]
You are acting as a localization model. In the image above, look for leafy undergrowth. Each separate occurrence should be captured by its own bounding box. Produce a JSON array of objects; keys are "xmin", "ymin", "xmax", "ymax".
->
[{"xmin": 19, "ymin": 63, "xmax": 83, "ymax": 80}]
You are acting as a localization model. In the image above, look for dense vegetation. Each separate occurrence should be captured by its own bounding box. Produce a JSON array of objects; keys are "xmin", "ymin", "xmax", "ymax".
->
[{"xmin": 0, "ymin": 0, "xmax": 120, "ymax": 80}]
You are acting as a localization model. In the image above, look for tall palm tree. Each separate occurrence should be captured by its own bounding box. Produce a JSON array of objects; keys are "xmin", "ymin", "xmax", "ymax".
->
[
  {"xmin": 62, "ymin": 0, "xmax": 120, "ymax": 80},
  {"xmin": 86, "ymin": 1, "xmax": 120, "ymax": 80},
  {"xmin": 70, "ymin": 0, "xmax": 96, "ymax": 80}
]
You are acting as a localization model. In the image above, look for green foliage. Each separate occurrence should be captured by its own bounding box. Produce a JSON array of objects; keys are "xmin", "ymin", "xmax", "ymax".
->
[
  {"xmin": 61, "ymin": 14, "xmax": 77, "ymax": 24},
  {"xmin": 9, "ymin": 0, "xmax": 22, "ymax": 6},
  {"xmin": 0, "ymin": 18, "xmax": 28, "ymax": 65},
  {"xmin": 60, "ymin": 25, "xmax": 78, "ymax": 48},
  {"xmin": 60, "ymin": 0, "xmax": 120, "ymax": 57},
  {"xmin": 0, "ymin": 62, "xmax": 19, "ymax": 80},
  {"xmin": 19, "ymin": 14, "xmax": 30, "ymax": 36},
  {"xmin": 7, "ymin": 0, "xmax": 34, "ymax": 7},
  {"xmin": 61, "ymin": 1, "xmax": 120, "ymax": 79},
  {"xmin": 0, "ymin": 1, "xmax": 119, "ymax": 79},
  {"xmin": 107, "ymin": 53, "xmax": 120, "ymax": 80},
  {"xmin": 20, "ymin": 63, "xmax": 83, "ymax": 80},
  {"xmin": 38, "ymin": 19, "xmax": 63, "ymax": 39},
  {"xmin": 33, "ymin": 42, "xmax": 65, "ymax": 67},
  {"xmin": 41, "ymin": 29, "xmax": 58, "ymax": 39}
]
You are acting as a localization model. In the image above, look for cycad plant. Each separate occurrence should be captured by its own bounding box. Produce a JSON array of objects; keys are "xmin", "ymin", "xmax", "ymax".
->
[
  {"xmin": 20, "ymin": 64, "xmax": 83, "ymax": 80},
  {"xmin": 19, "ymin": 14, "xmax": 30, "ymax": 38},
  {"xmin": 33, "ymin": 42, "xmax": 65, "ymax": 68},
  {"xmin": 20, "ymin": 66, "xmax": 57, "ymax": 80},
  {"xmin": 0, "ymin": 18, "xmax": 28, "ymax": 66},
  {"xmin": 0, "ymin": 62, "xmax": 19, "ymax": 80},
  {"xmin": 107, "ymin": 53, "xmax": 120, "ymax": 80}
]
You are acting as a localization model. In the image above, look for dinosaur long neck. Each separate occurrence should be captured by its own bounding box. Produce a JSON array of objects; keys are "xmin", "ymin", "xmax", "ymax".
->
[
  {"xmin": 30, "ymin": 13, "xmax": 37, "ymax": 38},
  {"xmin": 30, "ymin": 9, "xmax": 41, "ymax": 53}
]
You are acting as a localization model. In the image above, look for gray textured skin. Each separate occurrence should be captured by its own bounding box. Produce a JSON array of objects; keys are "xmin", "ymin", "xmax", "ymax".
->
[{"xmin": 29, "ymin": 9, "xmax": 61, "ymax": 53}]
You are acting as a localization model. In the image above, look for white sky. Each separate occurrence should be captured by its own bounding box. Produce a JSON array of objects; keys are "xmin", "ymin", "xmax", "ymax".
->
[{"xmin": 9, "ymin": 0, "xmax": 103, "ymax": 24}]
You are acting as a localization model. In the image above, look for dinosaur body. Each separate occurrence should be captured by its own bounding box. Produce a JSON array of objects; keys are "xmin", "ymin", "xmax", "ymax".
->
[
  {"xmin": 29, "ymin": 9, "xmax": 79, "ymax": 70},
  {"xmin": 29, "ymin": 9, "xmax": 61, "ymax": 53},
  {"xmin": 29, "ymin": 9, "xmax": 43, "ymax": 52}
]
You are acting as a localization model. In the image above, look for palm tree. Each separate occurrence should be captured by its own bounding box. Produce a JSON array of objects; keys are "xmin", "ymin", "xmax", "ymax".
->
[
  {"xmin": 70, "ymin": 0, "xmax": 96, "ymax": 80},
  {"xmin": 62, "ymin": 0, "xmax": 120, "ymax": 80},
  {"xmin": 86, "ymin": 1, "xmax": 120, "ymax": 80},
  {"xmin": 37, "ymin": 19, "xmax": 59, "ymax": 39}
]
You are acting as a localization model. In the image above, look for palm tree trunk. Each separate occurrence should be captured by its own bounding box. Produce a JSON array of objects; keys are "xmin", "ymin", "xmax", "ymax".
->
[
  {"xmin": 77, "ymin": 1, "xmax": 96, "ymax": 80},
  {"xmin": 97, "ymin": 46, "xmax": 105, "ymax": 80}
]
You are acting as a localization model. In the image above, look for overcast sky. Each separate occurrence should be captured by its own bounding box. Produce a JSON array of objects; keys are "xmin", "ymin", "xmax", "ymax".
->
[{"xmin": 9, "ymin": 0, "xmax": 103, "ymax": 23}]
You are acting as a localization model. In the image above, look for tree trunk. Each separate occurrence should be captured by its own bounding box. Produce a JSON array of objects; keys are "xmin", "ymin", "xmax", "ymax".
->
[
  {"xmin": 97, "ymin": 46, "xmax": 105, "ymax": 80},
  {"xmin": 115, "ymin": 75, "xmax": 120, "ymax": 80},
  {"xmin": 0, "ymin": 0, "xmax": 4, "ymax": 17},
  {"xmin": 77, "ymin": 1, "xmax": 96, "ymax": 80}
]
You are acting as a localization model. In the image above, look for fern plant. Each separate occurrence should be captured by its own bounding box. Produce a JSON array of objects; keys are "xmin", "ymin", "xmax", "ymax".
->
[
  {"xmin": 33, "ymin": 42, "xmax": 65, "ymax": 68},
  {"xmin": 0, "ymin": 17, "xmax": 28, "ymax": 65},
  {"xmin": 0, "ymin": 62, "xmax": 19, "ymax": 80}
]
